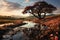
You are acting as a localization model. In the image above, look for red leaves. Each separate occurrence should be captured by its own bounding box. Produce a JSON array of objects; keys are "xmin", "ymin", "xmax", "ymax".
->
[{"xmin": 32, "ymin": 15, "xmax": 60, "ymax": 31}]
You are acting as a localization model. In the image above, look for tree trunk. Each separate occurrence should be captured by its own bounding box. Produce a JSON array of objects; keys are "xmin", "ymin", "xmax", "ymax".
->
[
  {"xmin": 38, "ymin": 13, "xmax": 41, "ymax": 19},
  {"xmin": 43, "ymin": 13, "xmax": 46, "ymax": 19}
]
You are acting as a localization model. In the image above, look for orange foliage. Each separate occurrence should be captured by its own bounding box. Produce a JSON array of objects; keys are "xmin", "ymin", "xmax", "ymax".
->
[
  {"xmin": 0, "ymin": 20, "xmax": 23, "ymax": 30},
  {"xmin": 13, "ymin": 20, "xmax": 23, "ymax": 24},
  {"xmin": 32, "ymin": 15, "xmax": 60, "ymax": 31}
]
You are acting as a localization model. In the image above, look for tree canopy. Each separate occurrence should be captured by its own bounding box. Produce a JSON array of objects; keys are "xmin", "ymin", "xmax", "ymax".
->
[{"xmin": 22, "ymin": 1, "xmax": 57, "ymax": 19}]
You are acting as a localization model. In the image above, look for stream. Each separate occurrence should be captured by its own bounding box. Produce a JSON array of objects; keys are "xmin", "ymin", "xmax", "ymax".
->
[{"xmin": 0, "ymin": 21, "xmax": 37, "ymax": 40}]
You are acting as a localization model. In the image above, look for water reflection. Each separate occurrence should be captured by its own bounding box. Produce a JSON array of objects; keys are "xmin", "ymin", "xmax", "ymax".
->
[{"xmin": 0, "ymin": 21, "xmax": 37, "ymax": 40}]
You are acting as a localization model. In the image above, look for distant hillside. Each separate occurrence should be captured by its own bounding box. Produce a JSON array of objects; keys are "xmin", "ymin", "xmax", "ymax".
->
[
  {"xmin": 0, "ymin": 14, "xmax": 60, "ymax": 20},
  {"xmin": 0, "ymin": 15, "xmax": 24, "ymax": 24},
  {"xmin": 0, "ymin": 16, "xmax": 17, "ymax": 20}
]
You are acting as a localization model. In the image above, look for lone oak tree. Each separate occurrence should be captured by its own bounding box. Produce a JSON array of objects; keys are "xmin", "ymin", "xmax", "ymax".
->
[{"xmin": 22, "ymin": 1, "xmax": 57, "ymax": 19}]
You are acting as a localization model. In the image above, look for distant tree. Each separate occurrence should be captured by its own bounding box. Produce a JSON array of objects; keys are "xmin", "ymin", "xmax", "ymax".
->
[{"xmin": 22, "ymin": 1, "xmax": 57, "ymax": 19}]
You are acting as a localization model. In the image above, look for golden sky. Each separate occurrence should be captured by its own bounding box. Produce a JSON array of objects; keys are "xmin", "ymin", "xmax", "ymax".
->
[
  {"xmin": 0, "ymin": 0, "xmax": 60, "ymax": 17},
  {"xmin": 0, "ymin": 0, "xmax": 32, "ymax": 18}
]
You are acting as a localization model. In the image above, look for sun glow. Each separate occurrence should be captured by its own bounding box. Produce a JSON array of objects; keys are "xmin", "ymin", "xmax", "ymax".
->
[
  {"xmin": 0, "ymin": 8, "xmax": 31, "ymax": 17},
  {"xmin": 0, "ymin": 0, "xmax": 32, "ymax": 18}
]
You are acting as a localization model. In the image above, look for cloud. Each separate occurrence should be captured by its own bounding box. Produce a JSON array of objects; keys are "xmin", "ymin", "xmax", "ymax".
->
[
  {"xmin": 53, "ymin": 8, "xmax": 60, "ymax": 14},
  {"xmin": 0, "ymin": 0, "xmax": 21, "ymax": 11},
  {"xmin": 0, "ymin": 0, "xmax": 26, "ymax": 16},
  {"xmin": 0, "ymin": 0, "xmax": 31, "ymax": 17}
]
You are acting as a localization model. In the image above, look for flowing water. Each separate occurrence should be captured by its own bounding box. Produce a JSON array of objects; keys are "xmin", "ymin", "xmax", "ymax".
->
[{"xmin": 0, "ymin": 21, "xmax": 37, "ymax": 40}]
